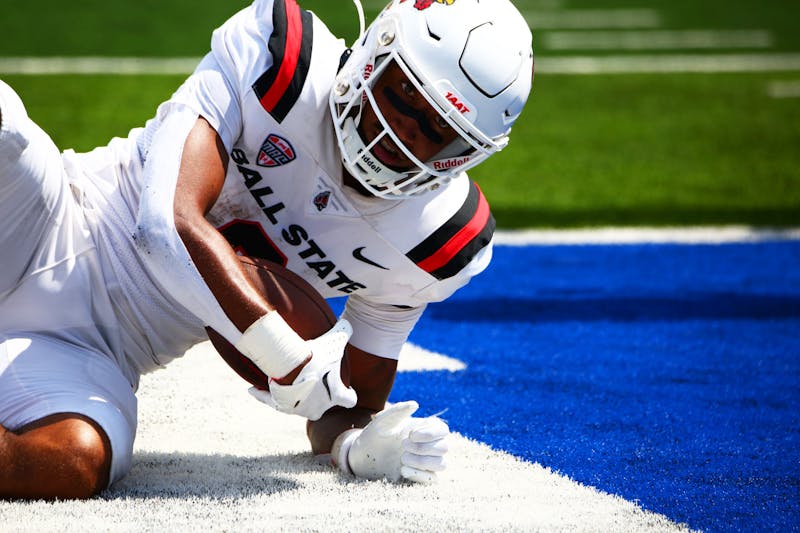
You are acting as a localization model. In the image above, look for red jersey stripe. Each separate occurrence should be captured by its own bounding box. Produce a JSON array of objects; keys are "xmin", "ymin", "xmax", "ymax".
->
[
  {"xmin": 259, "ymin": 0, "xmax": 303, "ymax": 112},
  {"xmin": 416, "ymin": 185, "xmax": 491, "ymax": 274}
]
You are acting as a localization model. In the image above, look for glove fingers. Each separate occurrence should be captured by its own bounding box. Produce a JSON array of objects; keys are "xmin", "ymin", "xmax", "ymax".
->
[
  {"xmin": 330, "ymin": 382, "xmax": 357, "ymax": 409},
  {"xmin": 322, "ymin": 365, "xmax": 358, "ymax": 409},
  {"xmin": 399, "ymin": 465, "xmax": 438, "ymax": 484},
  {"xmin": 403, "ymin": 437, "xmax": 448, "ymax": 456},
  {"xmin": 407, "ymin": 417, "xmax": 449, "ymax": 442},
  {"xmin": 370, "ymin": 401, "xmax": 419, "ymax": 434},
  {"xmin": 401, "ymin": 451, "xmax": 447, "ymax": 472}
]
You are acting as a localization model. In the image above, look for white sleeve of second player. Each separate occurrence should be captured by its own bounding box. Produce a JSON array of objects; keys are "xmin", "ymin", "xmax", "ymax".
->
[
  {"xmin": 133, "ymin": 104, "xmax": 241, "ymax": 343},
  {"xmin": 341, "ymin": 297, "xmax": 427, "ymax": 360}
]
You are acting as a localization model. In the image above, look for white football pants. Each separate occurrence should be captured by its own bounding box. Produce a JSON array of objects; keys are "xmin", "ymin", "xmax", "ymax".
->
[{"xmin": 0, "ymin": 79, "xmax": 136, "ymax": 487}]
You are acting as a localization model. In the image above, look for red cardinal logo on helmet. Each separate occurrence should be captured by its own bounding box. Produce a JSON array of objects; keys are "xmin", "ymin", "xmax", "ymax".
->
[{"xmin": 412, "ymin": 0, "xmax": 456, "ymax": 11}]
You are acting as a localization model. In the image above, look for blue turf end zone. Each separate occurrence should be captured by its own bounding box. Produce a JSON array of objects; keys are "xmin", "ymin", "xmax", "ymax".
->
[{"xmin": 363, "ymin": 241, "xmax": 800, "ymax": 533}]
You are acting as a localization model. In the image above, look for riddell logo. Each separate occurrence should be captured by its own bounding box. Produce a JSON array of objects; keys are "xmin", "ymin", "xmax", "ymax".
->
[
  {"xmin": 445, "ymin": 92, "xmax": 470, "ymax": 114},
  {"xmin": 360, "ymin": 154, "xmax": 383, "ymax": 173},
  {"xmin": 433, "ymin": 156, "xmax": 470, "ymax": 170}
]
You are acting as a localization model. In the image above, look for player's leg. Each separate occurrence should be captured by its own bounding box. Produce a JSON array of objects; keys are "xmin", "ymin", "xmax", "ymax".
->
[
  {"xmin": 0, "ymin": 79, "xmax": 87, "ymax": 296},
  {"xmin": 0, "ymin": 335, "xmax": 138, "ymax": 500},
  {"xmin": 0, "ymin": 414, "xmax": 112, "ymax": 499}
]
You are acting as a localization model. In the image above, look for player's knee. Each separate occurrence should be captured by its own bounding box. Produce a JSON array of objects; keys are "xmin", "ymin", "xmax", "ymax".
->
[{"xmin": 65, "ymin": 421, "xmax": 112, "ymax": 499}]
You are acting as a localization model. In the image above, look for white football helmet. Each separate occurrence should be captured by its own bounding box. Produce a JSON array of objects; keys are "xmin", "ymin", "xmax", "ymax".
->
[{"xmin": 330, "ymin": 0, "xmax": 534, "ymax": 198}]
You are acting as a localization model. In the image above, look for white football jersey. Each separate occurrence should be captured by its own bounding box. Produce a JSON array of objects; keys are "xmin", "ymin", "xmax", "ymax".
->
[{"xmin": 77, "ymin": 0, "xmax": 495, "ymax": 375}]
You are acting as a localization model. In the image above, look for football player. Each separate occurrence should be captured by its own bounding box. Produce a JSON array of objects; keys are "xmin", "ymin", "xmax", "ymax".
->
[{"xmin": 0, "ymin": 0, "xmax": 532, "ymax": 498}]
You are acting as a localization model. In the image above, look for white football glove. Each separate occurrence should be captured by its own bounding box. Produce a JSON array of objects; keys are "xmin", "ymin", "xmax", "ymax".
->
[
  {"xmin": 331, "ymin": 401, "xmax": 449, "ymax": 483},
  {"xmin": 249, "ymin": 319, "xmax": 357, "ymax": 421}
]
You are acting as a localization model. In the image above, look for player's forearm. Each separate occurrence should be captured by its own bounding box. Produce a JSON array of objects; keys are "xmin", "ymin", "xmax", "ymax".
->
[
  {"xmin": 175, "ymin": 215, "xmax": 273, "ymax": 331},
  {"xmin": 134, "ymin": 108, "xmax": 242, "ymax": 342},
  {"xmin": 306, "ymin": 406, "xmax": 377, "ymax": 455}
]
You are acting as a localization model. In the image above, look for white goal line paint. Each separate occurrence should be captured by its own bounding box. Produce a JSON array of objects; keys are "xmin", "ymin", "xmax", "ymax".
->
[
  {"xmin": 398, "ymin": 343, "xmax": 467, "ymax": 372},
  {"xmin": 524, "ymin": 8, "xmax": 661, "ymax": 29},
  {"xmin": 494, "ymin": 226, "xmax": 800, "ymax": 246},
  {"xmin": 3, "ymin": 53, "xmax": 800, "ymax": 75},
  {"xmin": 543, "ymin": 29, "xmax": 773, "ymax": 51}
]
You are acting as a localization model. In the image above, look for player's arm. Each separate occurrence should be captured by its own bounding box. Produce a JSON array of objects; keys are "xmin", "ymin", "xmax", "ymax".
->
[
  {"xmin": 171, "ymin": 115, "xmax": 270, "ymax": 333},
  {"xmin": 134, "ymin": 109, "xmax": 355, "ymax": 419}
]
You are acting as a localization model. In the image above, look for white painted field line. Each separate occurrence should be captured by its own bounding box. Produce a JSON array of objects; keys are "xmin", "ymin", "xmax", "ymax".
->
[
  {"xmin": 544, "ymin": 29, "xmax": 773, "ymax": 51},
  {"xmin": 4, "ymin": 53, "xmax": 800, "ymax": 75},
  {"xmin": 525, "ymin": 8, "xmax": 661, "ymax": 29},
  {"xmin": 766, "ymin": 80, "xmax": 800, "ymax": 98},
  {"xmin": 0, "ymin": 56, "xmax": 201, "ymax": 75},
  {"xmin": 495, "ymin": 227, "xmax": 800, "ymax": 246},
  {"xmin": 538, "ymin": 53, "xmax": 800, "ymax": 74}
]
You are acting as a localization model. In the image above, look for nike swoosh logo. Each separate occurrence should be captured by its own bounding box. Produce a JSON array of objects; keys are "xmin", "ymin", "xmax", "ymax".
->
[
  {"xmin": 352, "ymin": 246, "xmax": 389, "ymax": 270},
  {"xmin": 321, "ymin": 371, "xmax": 332, "ymax": 400}
]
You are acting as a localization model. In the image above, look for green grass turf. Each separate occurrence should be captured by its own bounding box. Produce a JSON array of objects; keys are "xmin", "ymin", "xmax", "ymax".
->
[
  {"xmin": 548, "ymin": 0, "xmax": 800, "ymax": 53},
  {"xmin": 0, "ymin": 2, "xmax": 249, "ymax": 57},
  {"xmin": 3, "ymin": 76, "xmax": 184, "ymax": 151},
  {"xmin": 5, "ymin": 0, "xmax": 800, "ymax": 56},
  {"xmin": 6, "ymin": 71, "xmax": 797, "ymax": 228},
  {"xmin": 472, "ymin": 72, "xmax": 800, "ymax": 227}
]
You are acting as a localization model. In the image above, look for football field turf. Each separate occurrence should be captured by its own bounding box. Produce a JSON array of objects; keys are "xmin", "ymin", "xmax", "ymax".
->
[
  {"xmin": 1, "ymin": 0, "xmax": 799, "ymax": 531},
  {"xmin": 2, "ymin": 233, "xmax": 797, "ymax": 532}
]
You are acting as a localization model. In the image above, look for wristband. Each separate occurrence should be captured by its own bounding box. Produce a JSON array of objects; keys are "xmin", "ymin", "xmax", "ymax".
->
[
  {"xmin": 331, "ymin": 428, "xmax": 362, "ymax": 475},
  {"xmin": 233, "ymin": 312, "xmax": 309, "ymax": 379}
]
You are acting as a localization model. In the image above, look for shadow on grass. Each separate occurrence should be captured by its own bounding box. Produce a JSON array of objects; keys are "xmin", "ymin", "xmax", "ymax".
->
[{"xmin": 104, "ymin": 450, "xmax": 320, "ymax": 500}]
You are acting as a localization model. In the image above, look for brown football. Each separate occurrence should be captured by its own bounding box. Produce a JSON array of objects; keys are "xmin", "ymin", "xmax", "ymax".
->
[{"xmin": 206, "ymin": 256, "xmax": 342, "ymax": 389}]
